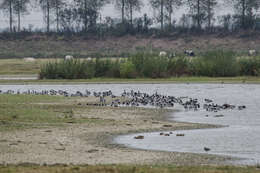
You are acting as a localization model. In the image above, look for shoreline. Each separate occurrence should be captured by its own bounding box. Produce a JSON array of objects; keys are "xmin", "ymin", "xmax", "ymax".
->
[
  {"xmin": 1, "ymin": 76, "xmax": 260, "ymax": 85},
  {"xmin": 102, "ymin": 111, "xmax": 239, "ymax": 165},
  {"xmin": 0, "ymin": 104, "xmax": 234, "ymax": 166}
]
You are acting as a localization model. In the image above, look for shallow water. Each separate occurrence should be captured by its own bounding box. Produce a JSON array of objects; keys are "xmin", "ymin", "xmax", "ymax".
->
[
  {"xmin": 1, "ymin": 83, "xmax": 260, "ymax": 165},
  {"xmin": 0, "ymin": 75, "xmax": 38, "ymax": 80}
]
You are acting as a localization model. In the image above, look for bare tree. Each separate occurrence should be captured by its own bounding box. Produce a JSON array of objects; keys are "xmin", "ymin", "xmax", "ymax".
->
[
  {"xmin": 114, "ymin": 0, "xmax": 126, "ymax": 23},
  {"xmin": 229, "ymin": 0, "xmax": 259, "ymax": 29},
  {"xmin": 52, "ymin": 0, "xmax": 66, "ymax": 32},
  {"xmin": 125, "ymin": 0, "xmax": 143, "ymax": 27},
  {"xmin": 74, "ymin": 0, "xmax": 108, "ymax": 32},
  {"xmin": 164, "ymin": 0, "xmax": 182, "ymax": 29},
  {"xmin": 13, "ymin": 0, "xmax": 30, "ymax": 32},
  {"xmin": 150, "ymin": 0, "xmax": 165, "ymax": 30},
  {"xmin": 186, "ymin": 0, "xmax": 205, "ymax": 29},
  {"xmin": 0, "ymin": 0, "xmax": 14, "ymax": 32},
  {"xmin": 38, "ymin": 0, "xmax": 51, "ymax": 32},
  {"xmin": 205, "ymin": 0, "xmax": 217, "ymax": 29},
  {"xmin": 186, "ymin": 0, "xmax": 217, "ymax": 29}
]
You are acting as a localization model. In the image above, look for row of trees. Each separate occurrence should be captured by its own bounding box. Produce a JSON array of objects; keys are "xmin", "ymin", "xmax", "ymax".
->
[{"xmin": 0, "ymin": 0, "xmax": 260, "ymax": 34}]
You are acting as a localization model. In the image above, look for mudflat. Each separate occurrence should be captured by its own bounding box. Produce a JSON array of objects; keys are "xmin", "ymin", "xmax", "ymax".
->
[{"xmin": 0, "ymin": 95, "xmax": 229, "ymax": 165}]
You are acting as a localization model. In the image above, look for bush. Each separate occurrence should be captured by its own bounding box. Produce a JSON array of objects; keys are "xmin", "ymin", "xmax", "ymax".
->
[
  {"xmin": 39, "ymin": 59, "xmax": 95, "ymax": 79},
  {"xmin": 238, "ymin": 57, "xmax": 260, "ymax": 76},
  {"xmin": 191, "ymin": 50, "xmax": 239, "ymax": 77},
  {"xmin": 143, "ymin": 55, "xmax": 169, "ymax": 78},
  {"xmin": 168, "ymin": 57, "xmax": 190, "ymax": 77},
  {"xmin": 120, "ymin": 61, "xmax": 137, "ymax": 78},
  {"xmin": 131, "ymin": 53, "xmax": 169, "ymax": 78},
  {"xmin": 39, "ymin": 51, "xmax": 260, "ymax": 79}
]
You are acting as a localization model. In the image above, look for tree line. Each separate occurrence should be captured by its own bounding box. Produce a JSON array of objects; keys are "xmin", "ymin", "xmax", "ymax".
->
[{"xmin": 0, "ymin": 0, "xmax": 260, "ymax": 35}]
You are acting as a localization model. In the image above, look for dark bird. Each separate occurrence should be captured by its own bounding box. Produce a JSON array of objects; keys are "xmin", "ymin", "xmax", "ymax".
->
[{"xmin": 204, "ymin": 147, "xmax": 211, "ymax": 152}]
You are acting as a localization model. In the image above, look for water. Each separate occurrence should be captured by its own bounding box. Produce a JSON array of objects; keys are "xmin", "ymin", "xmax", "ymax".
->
[
  {"xmin": 0, "ymin": 75, "xmax": 38, "ymax": 80},
  {"xmin": 1, "ymin": 83, "xmax": 260, "ymax": 165}
]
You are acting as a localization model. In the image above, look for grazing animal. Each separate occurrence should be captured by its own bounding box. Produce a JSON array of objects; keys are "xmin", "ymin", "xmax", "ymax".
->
[
  {"xmin": 184, "ymin": 50, "xmax": 195, "ymax": 56},
  {"xmin": 87, "ymin": 57, "xmax": 92, "ymax": 61},
  {"xmin": 65, "ymin": 55, "xmax": 74, "ymax": 60},
  {"xmin": 24, "ymin": 57, "xmax": 35, "ymax": 62},
  {"xmin": 249, "ymin": 50, "xmax": 256, "ymax": 56},
  {"xmin": 159, "ymin": 51, "xmax": 167, "ymax": 57}
]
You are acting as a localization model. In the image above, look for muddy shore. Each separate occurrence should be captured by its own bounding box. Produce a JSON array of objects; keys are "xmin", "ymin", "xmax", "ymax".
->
[{"xmin": 0, "ymin": 102, "xmax": 235, "ymax": 166}]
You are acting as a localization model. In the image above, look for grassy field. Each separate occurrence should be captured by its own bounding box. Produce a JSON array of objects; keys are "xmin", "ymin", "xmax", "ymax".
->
[
  {"xmin": 1, "ymin": 57, "xmax": 260, "ymax": 83},
  {"xmin": 0, "ymin": 94, "xmax": 106, "ymax": 131},
  {"xmin": 0, "ymin": 76, "xmax": 260, "ymax": 84},
  {"xmin": 0, "ymin": 58, "xmax": 124, "ymax": 75},
  {"xmin": 0, "ymin": 59, "xmax": 50, "ymax": 75},
  {"xmin": 0, "ymin": 165, "xmax": 260, "ymax": 173}
]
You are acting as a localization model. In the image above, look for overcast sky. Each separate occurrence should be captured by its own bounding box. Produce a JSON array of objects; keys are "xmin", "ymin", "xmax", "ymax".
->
[{"xmin": 0, "ymin": 0, "xmax": 234, "ymax": 31}]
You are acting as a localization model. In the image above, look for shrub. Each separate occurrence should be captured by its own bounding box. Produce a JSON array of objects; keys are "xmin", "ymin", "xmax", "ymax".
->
[
  {"xmin": 120, "ymin": 61, "xmax": 137, "ymax": 78},
  {"xmin": 39, "ymin": 51, "xmax": 260, "ymax": 79},
  {"xmin": 191, "ymin": 50, "xmax": 239, "ymax": 77},
  {"xmin": 135, "ymin": 54, "xmax": 169, "ymax": 78},
  {"xmin": 39, "ymin": 59, "xmax": 95, "ymax": 79},
  {"xmin": 238, "ymin": 56, "xmax": 260, "ymax": 76},
  {"xmin": 168, "ymin": 57, "xmax": 190, "ymax": 77}
]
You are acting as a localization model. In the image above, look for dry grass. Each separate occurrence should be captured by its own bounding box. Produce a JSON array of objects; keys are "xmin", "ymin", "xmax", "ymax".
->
[
  {"xmin": 0, "ymin": 59, "xmax": 54, "ymax": 75},
  {"xmin": 0, "ymin": 165, "xmax": 260, "ymax": 173},
  {"xmin": 0, "ymin": 35, "xmax": 260, "ymax": 59}
]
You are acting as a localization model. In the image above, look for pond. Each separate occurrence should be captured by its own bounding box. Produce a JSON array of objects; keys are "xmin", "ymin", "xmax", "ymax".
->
[{"xmin": 1, "ymin": 83, "xmax": 259, "ymax": 165}]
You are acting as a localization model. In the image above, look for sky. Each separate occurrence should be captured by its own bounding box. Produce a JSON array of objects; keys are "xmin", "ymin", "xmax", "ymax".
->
[{"xmin": 0, "ymin": 0, "xmax": 234, "ymax": 31}]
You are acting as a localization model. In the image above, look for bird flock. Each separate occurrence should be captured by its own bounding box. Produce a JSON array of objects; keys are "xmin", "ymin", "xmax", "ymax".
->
[{"xmin": 0, "ymin": 89, "xmax": 246, "ymax": 112}]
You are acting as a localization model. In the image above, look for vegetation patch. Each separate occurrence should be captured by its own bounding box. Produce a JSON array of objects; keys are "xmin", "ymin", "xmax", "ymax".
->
[
  {"xmin": 39, "ymin": 51, "xmax": 260, "ymax": 79},
  {"xmin": 0, "ymin": 94, "xmax": 105, "ymax": 131}
]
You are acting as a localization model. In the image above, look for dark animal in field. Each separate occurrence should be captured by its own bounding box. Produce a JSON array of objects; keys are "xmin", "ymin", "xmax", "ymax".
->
[{"xmin": 184, "ymin": 50, "xmax": 195, "ymax": 56}]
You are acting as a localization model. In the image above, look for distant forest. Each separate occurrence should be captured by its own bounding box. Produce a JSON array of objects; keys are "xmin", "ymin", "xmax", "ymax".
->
[{"xmin": 0, "ymin": 0, "xmax": 260, "ymax": 37}]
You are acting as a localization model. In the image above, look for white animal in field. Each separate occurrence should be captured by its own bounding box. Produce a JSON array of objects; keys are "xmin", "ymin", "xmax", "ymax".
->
[
  {"xmin": 24, "ymin": 57, "xmax": 36, "ymax": 62},
  {"xmin": 249, "ymin": 50, "xmax": 256, "ymax": 56},
  {"xmin": 65, "ymin": 55, "xmax": 74, "ymax": 60},
  {"xmin": 87, "ymin": 57, "xmax": 92, "ymax": 61},
  {"xmin": 159, "ymin": 51, "xmax": 167, "ymax": 57}
]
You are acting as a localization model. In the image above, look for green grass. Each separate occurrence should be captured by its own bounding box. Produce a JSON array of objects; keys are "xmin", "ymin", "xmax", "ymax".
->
[
  {"xmin": 38, "ymin": 52, "xmax": 260, "ymax": 79},
  {"xmin": 0, "ymin": 76, "xmax": 260, "ymax": 84},
  {"xmin": 0, "ymin": 165, "xmax": 259, "ymax": 173},
  {"xmin": 0, "ymin": 94, "xmax": 104, "ymax": 131},
  {"xmin": 0, "ymin": 59, "xmax": 53, "ymax": 75}
]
